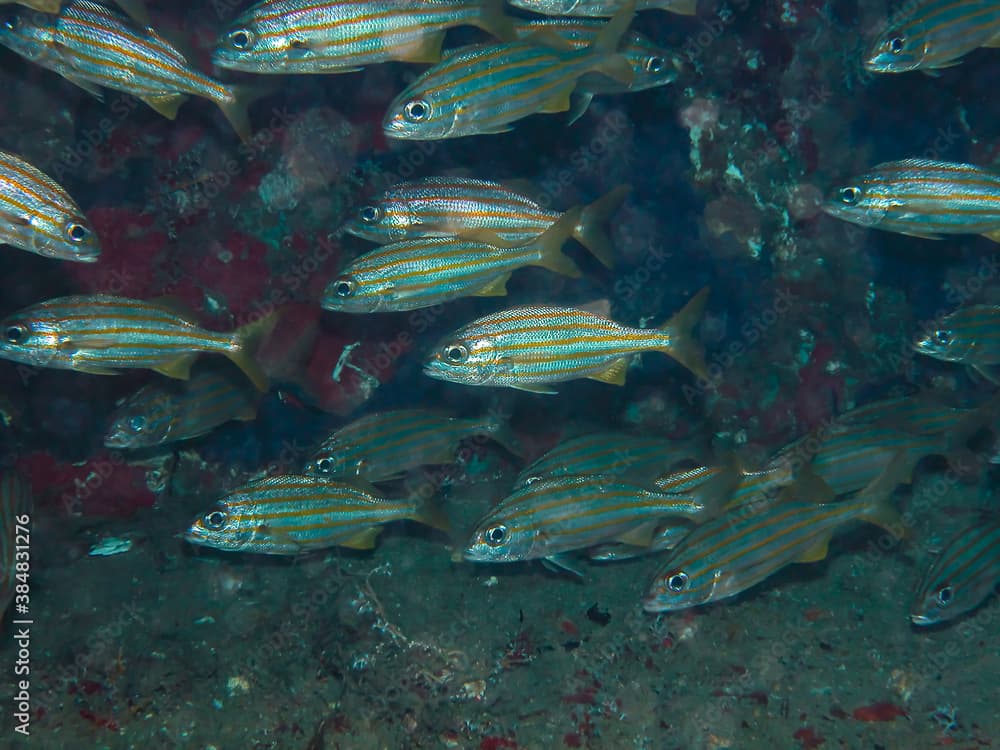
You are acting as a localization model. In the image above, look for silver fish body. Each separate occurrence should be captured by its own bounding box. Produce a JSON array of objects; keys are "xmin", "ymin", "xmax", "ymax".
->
[
  {"xmin": 0, "ymin": 150, "xmax": 99, "ymax": 262},
  {"xmin": 823, "ymin": 159, "xmax": 1000, "ymax": 242}
]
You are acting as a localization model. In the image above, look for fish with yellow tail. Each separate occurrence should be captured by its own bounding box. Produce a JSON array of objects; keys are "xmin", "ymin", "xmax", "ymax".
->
[
  {"xmin": 212, "ymin": 0, "xmax": 515, "ymax": 74},
  {"xmin": 342, "ymin": 178, "xmax": 628, "ymax": 270},
  {"xmin": 0, "ymin": 294, "xmax": 277, "ymax": 391},
  {"xmin": 184, "ymin": 474, "xmax": 450, "ymax": 555},
  {"xmin": 643, "ymin": 458, "xmax": 909, "ymax": 612},
  {"xmin": 382, "ymin": 2, "xmax": 635, "ymax": 139},
  {"xmin": 423, "ymin": 287, "xmax": 709, "ymax": 393},
  {"xmin": 0, "ymin": 0, "xmax": 255, "ymax": 140}
]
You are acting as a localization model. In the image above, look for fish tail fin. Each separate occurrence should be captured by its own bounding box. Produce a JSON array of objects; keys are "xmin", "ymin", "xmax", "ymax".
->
[
  {"xmin": 857, "ymin": 451, "xmax": 909, "ymax": 539},
  {"xmin": 573, "ymin": 184, "xmax": 630, "ymax": 268},
  {"xmin": 216, "ymin": 82, "xmax": 279, "ymax": 144},
  {"xmin": 228, "ymin": 311, "xmax": 281, "ymax": 392},
  {"xmin": 531, "ymin": 206, "xmax": 583, "ymax": 278},
  {"xmin": 477, "ymin": 412, "xmax": 527, "ymax": 458},
  {"xmin": 411, "ymin": 493, "xmax": 452, "ymax": 535},
  {"xmin": 656, "ymin": 287, "xmax": 710, "ymax": 379},
  {"xmin": 475, "ymin": 0, "xmax": 517, "ymax": 41},
  {"xmin": 588, "ymin": 0, "xmax": 636, "ymax": 85}
]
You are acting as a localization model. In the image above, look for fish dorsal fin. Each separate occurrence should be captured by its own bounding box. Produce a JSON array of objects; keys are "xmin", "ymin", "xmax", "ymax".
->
[{"xmin": 578, "ymin": 299, "xmax": 611, "ymax": 317}]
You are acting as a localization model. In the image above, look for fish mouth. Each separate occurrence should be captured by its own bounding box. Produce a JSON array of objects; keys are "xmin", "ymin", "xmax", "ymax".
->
[{"xmin": 910, "ymin": 613, "xmax": 933, "ymax": 626}]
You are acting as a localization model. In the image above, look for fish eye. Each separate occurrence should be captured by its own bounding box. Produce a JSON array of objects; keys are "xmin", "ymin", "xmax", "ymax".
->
[
  {"xmin": 4, "ymin": 325, "xmax": 25, "ymax": 344},
  {"xmin": 128, "ymin": 415, "xmax": 146, "ymax": 432},
  {"xmin": 667, "ymin": 571, "xmax": 689, "ymax": 592},
  {"xmin": 359, "ymin": 205, "xmax": 382, "ymax": 223},
  {"xmin": 888, "ymin": 36, "xmax": 905, "ymax": 54},
  {"xmin": 933, "ymin": 330, "xmax": 952, "ymax": 346},
  {"xmin": 484, "ymin": 525, "xmax": 507, "ymax": 546},
  {"xmin": 228, "ymin": 28, "xmax": 254, "ymax": 51},
  {"xmin": 936, "ymin": 585, "xmax": 953, "ymax": 606},
  {"xmin": 65, "ymin": 222, "xmax": 88, "ymax": 243},
  {"xmin": 839, "ymin": 186, "xmax": 861, "ymax": 205},
  {"xmin": 333, "ymin": 279, "xmax": 355, "ymax": 298},
  {"xmin": 204, "ymin": 509, "xmax": 227, "ymax": 530},
  {"xmin": 403, "ymin": 99, "xmax": 431, "ymax": 123},
  {"xmin": 316, "ymin": 458, "xmax": 333, "ymax": 474},
  {"xmin": 444, "ymin": 344, "xmax": 468, "ymax": 363},
  {"xmin": 645, "ymin": 55, "xmax": 666, "ymax": 73}
]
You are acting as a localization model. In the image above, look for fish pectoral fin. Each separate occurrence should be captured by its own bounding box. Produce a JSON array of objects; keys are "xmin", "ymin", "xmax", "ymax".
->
[
  {"xmin": 511, "ymin": 383, "xmax": 559, "ymax": 395},
  {"xmin": 396, "ymin": 31, "xmax": 446, "ymax": 63},
  {"xmin": 541, "ymin": 553, "xmax": 584, "ymax": 579},
  {"xmin": 0, "ymin": 210, "xmax": 30, "ymax": 226},
  {"xmin": 143, "ymin": 94, "xmax": 188, "ymax": 120},
  {"xmin": 340, "ymin": 526, "xmax": 381, "ymax": 550},
  {"xmin": 795, "ymin": 533, "xmax": 831, "ymax": 563},
  {"xmin": 154, "ymin": 353, "xmax": 198, "ymax": 380},
  {"xmin": 472, "ymin": 274, "xmax": 512, "ymax": 297},
  {"xmin": 71, "ymin": 362, "xmax": 119, "ymax": 375},
  {"xmin": 587, "ymin": 357, "xmax": 629, "ymax": 386},
  {"xmin": 900, "ymin": 229, "xmax": 945, "ymax": 239},
  {"xmin": 981, "ymin": 229, "xmax": 1000, "ymax": 243}
]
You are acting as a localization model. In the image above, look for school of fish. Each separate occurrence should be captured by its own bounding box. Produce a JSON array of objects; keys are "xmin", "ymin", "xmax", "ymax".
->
[{"xmin": 0, "ymin": 0, "xmax": 997, "ymax": 640}]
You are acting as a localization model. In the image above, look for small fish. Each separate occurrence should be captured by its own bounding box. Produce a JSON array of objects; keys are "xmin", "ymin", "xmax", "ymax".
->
[
  {"xmin": 643, "ymin": 468, "xmax": 905, "ymax": 612},
  {"xmin": 184, "ymin": 474, "xmax": 449, "ymax": 555},
  {"xmin": 0, "ymin": 295, "xmax": 275, "ymax": 391},
  {"xmin": 0, "ymin": 471, "xmax": 31, "ymax": 618},
  {"xmin": 104, "ymin": 366, "xmax": 259, "ymax": 449},
  {"xmin": 823, "ymin": 159, "xmax": 1000, "ymax": 242},
  {"xmin": 463, "ymin": 473, "xmax": 707, "ymax": 569},
  {"xmin": 911, "ymin": 518, "xmax": 1000, "ymax": 625},
  {"xmin": 914, "ymin": 305, "xmax": 1000, "ymax": 383},
  {"xmin": 512, "ymin": 18, "xmax": 682, "ymax": 121},
  {"xmin": 0, "ymin": 0, "xmax": 253, "ymax": 139},
  {"xmin": 382, "ymin": 4, "xmax": 634, "ymax": 139},
  {"xmin": 303, "ymin": 408, "xmax": 523, "ymax": 482},
  {"xmin": 423, "ymin": 287, "xmax": 709, "ymax": 393},
  {"xmin": 864, "ymin": 0, "xmax": 1000, "ymax": 74},
  {"xmin": 213, "ymin": 0, "xmax": 515, "ymax": 73},
  {"xmin": 342, "ymin": 178, "xmax": 629, "ymax": 269},
  {"xmin": 322, "ymin": 209, "xmax": 582, "ymax": 312},
  {"xmin": 0, "ymin": 150, "xmax": 99, "ymax": 262},
  {"xmin": 507, "ymin": 0, "xmax": 695, "ymax": 17},
  {"xmin": 515, "ymin": 431, "xmax": 700, "ymax": 488}
]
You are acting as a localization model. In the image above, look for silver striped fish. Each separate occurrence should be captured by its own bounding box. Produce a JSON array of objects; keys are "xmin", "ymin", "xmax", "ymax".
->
[
  {"xmin": 462, "ymin": 473, "xmax": 707, "ymax": 568},
  {"xmin": 104, "ymin": 366, "xmax": 259, "ymax": 449},
  {"xmin": 342, "ymin": 178, "xmax": 629, "ymax": 269},
  {"xmin": 303, "ymin": 408, "xmax": 523, "ymax": 482},
  {"xmin": 213, "ymin": 0, "xmax": 514, "ymax": 74},
  {"xmin": 184, "ymin": 474, "xmax": 449, "ymax": 554},
  {"xmin": 382, "ymin": 4, "xmax": 633, "ymax": 139},
  {"xmin": 914, "ymin": 304, "xmax": 1000, "ymax": 383},
  {"xmin": 515, "ymin": 431, "xmax": 700, "ymax": 488},
  {"xmin": 823, "ymin": 159, "xmax": 1000, "ymax": 242},
  {"xmin": 643, "ymin": 471, "xmax": 905, "ymax": 612},
  {"xmin": 865, "ymin": 0, "xmax": 1000, "ymax": 73},
  {"xmin": 0, "ymin": 471, "xmax": 31, "ymax": 618},
  {"xmin": 911, "ymin": 518, "xmax": 1000, "ymax": 625},
  {"xmin": 0, "ymin": 295, "xmax": 275, "ymax": 391},
  {"xmin": 0, "ymin": 150, "xmax": 99, "ymax": 262},
  {"xmin": 507, "ymin": 0, "xmax": 695, "ymax": 16},
  {"xmin": 323, "ymin": 209, "xmax": 582, "ymax": 312},
  {"xmin": 423, "ymin": 288, "xmax": 709, "ymax": 393},
  {"xmin": 0, "ymin": 0, "xmax": 252, "ymax": 139},
  {"xmin": 512, "ymin": 18, "xmax": 681, "ymax": 122}
]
